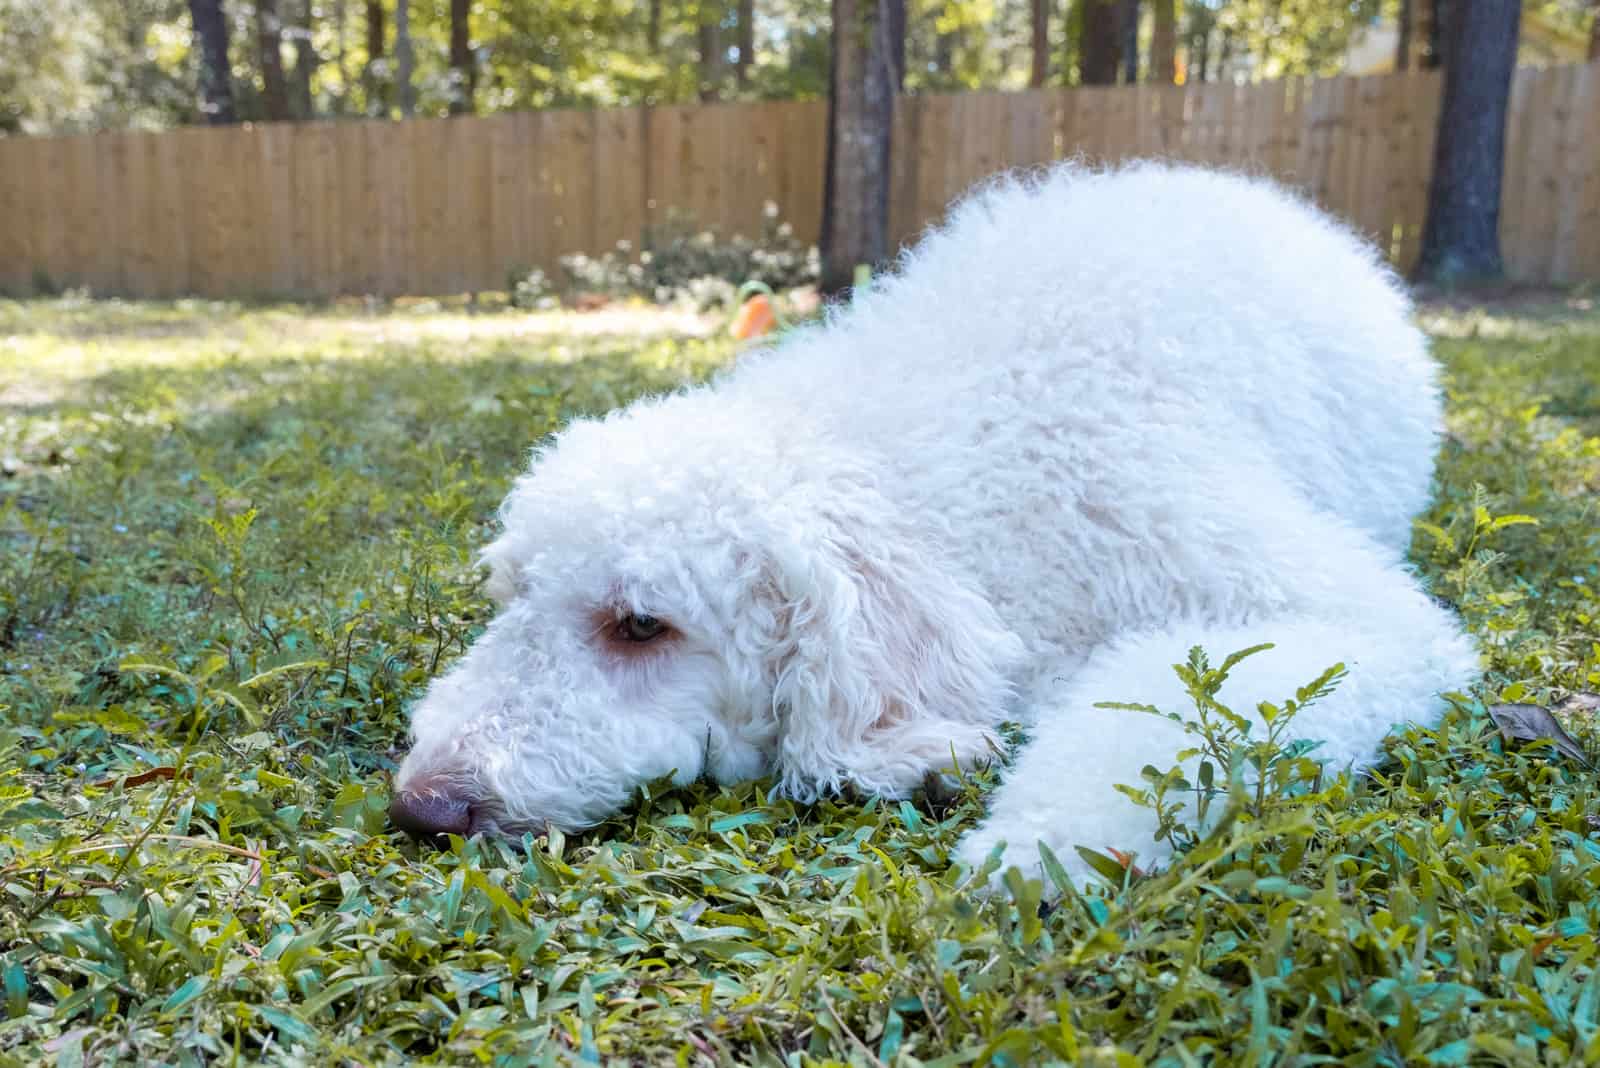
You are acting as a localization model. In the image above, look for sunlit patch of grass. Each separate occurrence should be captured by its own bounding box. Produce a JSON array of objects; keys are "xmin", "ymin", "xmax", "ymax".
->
[{"xmin": 1, "ymin": 295, "xmax": 1598, "ymax": 1063}]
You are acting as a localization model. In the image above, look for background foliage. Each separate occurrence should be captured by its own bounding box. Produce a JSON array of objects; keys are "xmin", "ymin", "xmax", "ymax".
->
[{"xmin": 5, "ymin": 0, "xmax": 1596, "ymax": 134}]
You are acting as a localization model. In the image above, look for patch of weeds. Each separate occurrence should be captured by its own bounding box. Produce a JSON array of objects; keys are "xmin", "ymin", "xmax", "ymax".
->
[{"xmin": 545, "ymin": 204, "xmax": 820, "ymax": 310}]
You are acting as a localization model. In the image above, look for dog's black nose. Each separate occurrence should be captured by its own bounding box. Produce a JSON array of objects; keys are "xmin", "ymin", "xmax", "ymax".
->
[{"xmin": 389, "ymin": 784, "xmax": 474, "ymax": 838}]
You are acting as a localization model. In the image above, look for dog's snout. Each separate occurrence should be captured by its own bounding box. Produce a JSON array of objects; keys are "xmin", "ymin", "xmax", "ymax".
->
[{"xmin": 388, "ymin": 780, "xmax": 474, "ymax": 838}]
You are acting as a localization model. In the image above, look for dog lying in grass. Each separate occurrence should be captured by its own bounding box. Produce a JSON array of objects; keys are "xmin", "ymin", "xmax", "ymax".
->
[{"xmin": 389, "ymin": 162, "xmax": 1480, "ymax": 886}]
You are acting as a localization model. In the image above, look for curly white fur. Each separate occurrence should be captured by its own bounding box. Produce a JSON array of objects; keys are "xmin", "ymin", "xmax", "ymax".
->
[{"xmin": 393, "ymin": 162, "xmax": 1480, "ymax": 886}]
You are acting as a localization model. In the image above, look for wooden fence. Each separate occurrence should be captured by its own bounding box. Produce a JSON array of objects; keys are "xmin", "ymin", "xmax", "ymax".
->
[{"xmin": 2, "ymin": 60, "xmax": 1598, "ymax": 299}]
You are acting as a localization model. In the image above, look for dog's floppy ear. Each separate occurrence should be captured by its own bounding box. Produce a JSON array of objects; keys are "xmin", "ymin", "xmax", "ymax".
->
[{"xmin": 764, "ymin": 482, "xmax": 1025, "ymax": 801}]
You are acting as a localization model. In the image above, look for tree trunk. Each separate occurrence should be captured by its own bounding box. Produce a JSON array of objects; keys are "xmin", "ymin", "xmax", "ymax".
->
[
  {"xmin": 364, "ymin": 0, "xmax": 386, "ymax": 116},
  {"xmin": 1415, "ymin": 0, "xmax": 1521, "ymax": 284},
  {"xmin": 1030, "ymin": 0, "xmax": 1049, "ymax": 87},
  {"xmin": 1422, "ymin": 0, "xmax": 1448, "ymax": 69},
  {"xmin": 736, "ymin": 0, "xmax": 755, "ymax": 87},
  {"xmin": 1119, "ymin": 0, "xmax": 1139, "ymax": 83},
  {"xmin": 291, "ymin": 0, "xmax": 317, "ymax": 118},
  {"xmin": 1396, "ymin": 0, "xmax": 1413, "ymax": 70},
  {"xmin": 649, "ymin": 0, "xmax": 662, "ymax": 51},
  {"xmin": 698, "ymin": 2, "xmax": 720, "ymax": 101},
  {"xmin": 1149, "ymin": 0, "xmax": 1175, "ymax": 83},
  {"xmin": 935, "ymin": 26, "xmax": 956, "ymax": 77},
  {"xmin": 258, "ymin": 0, "xmax": 291, "ymax": 120},
  {"xmin": 333, "ymin": 0, "xmax": 348, "ymax": 115},
  {"xmin": 396, "ymin": 0, "xmax": 414, "ymax": 117},
  {"xmin": 188, "ymin": 0, "xmax": 237, "ymax": 123},
  {"xmin": 449, "ymin": 0, "xmax": 474, "ymax": 114},
  {"xmin": 1078, "ymin": 0, "xmax": 1120, "ymax": 85},
  {"xmin": 821, "ymin": 0, "xmax": 905, "ymax": 297}
]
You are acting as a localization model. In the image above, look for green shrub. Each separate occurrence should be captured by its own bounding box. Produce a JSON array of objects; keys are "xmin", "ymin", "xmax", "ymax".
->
[{"xmin": 542, "ymin": 203, "xmax": 820, "ymax": 309}]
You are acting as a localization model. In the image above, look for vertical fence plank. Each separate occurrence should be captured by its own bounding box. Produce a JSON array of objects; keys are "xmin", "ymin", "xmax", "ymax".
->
[
  {"xmin": 1397, "ymin": 68, "xmax": 1443, "ymax": 273},
  {"xmin": 1549, "ymin": 63, "xmax": 1592, "ymax": 282},
  {"xmin": 889, "ymin": 94, "xmax": 922, "ymax": 249},
  {"xmin": 223, "ymin": 126, "xmax": 258, "ymax": 298},
  {"xmin": 333, "ymin": 120, "xmax": 374, "ymax": 296},
  {"xmin": 1527, "ymin": 64, "xmax": 1577, "ymax": 283},
  {"xmin": 11, "ymin": 136, "xmax": 42, "ymax": 292},
  {"xmin": 447, "ymin": 116, "xmax": 492, "ymax": 292},
  {"xmin": 521, "ymin": 110, "xmax": 555, "ymax": 275},
  {"xmin": 1569, "ymin": 62, "xmax": 1600, "ymax": 280},
  {"xmin": 772, "ymin": 100, "xmax": 824, "ymax": 244},
  {"xmin": 486, "ymin": 114, "xmax": 527, "ymax": 286},
  {"xmin": 1008, "ymin": 89, "xmax": 1054, "ymax": 170},
  {"xmin": 647, "ymin": 104, "xmax": 686, "ymax": 236},
  {"xmin": 409, "ymin": 118, "xmax": 447, "ymax": 294},
  {"xmin": 0, "ymin": 138, "xmax": 23, "ymax": 292},
  {"xmin": 143, "ymin": 129, "xmax": 182, "ymax": 297},
  {"xmin": 593, "ymin": 106, "xmax": 646, "ymax": 259},
  {"xmin": 123, "ymin": 131, "xmax": 163, "ymax": 298},
  {"xmin": 30, "ymin": 138, "xmax": 70, "ymax": 292},
  {"xmin": 914, "ymin": 93, "xmax": 953, "ymax": 230},
  {"xmin": 1499, "ymin": 65, "xmax": 1538, "ymax": 279}
]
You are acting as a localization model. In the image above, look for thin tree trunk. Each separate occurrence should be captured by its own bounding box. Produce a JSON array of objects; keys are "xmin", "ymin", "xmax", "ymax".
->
[
  {"xmin": 334, "ymin": 0, "xmax": 349, "ymax": 114},
  {"xmin": 821, "ymin": 0, "xmax": 905, "ymax": 297},
  {"xmin": 396, "ymin": 0, "xmax": 414, "ymax": 117},
  {"xmin": 449, "ymin": 0, "xmax": 474, "ymax": 113},
  {"xmin": 1149, "ymin": 0, "xmax": 1175, "ymax": 83},
  {"xmin": 1416, "ymin": 0, "xmax": 1521, "ymax": 284},
  {"xmin": 1078, "ymin": 0, "xmax": 1119, "ymax": 85},
  {"xmin": 364, "ymin": 0, "xmax": 386, "ymax": 116},
  {"xmin": 291, "ymin": 0, "xmax": 317, "ymax": 118},
  {"xmin": 1422, "ymin": 0, "xmax": 1448, "ymax": 69},
  {"xmin": 649, "ymin": 0, "xmax": 662, "ymax": 51},
  {"xmin": 735, "ymin": 0, "xmax": 755, "ymax": 86},
  {"xmin": 1120, "ymin": 0, "xmax": 1139, "ymax": 83},
  {"xmin": 1030, "ymin": 0, "xmax": 1049, "ymax": 87},
  {"xmin": 188, "ymin": 0, "xmax": 237, "ymax": 123},
  {"xmin": 258, "ymin": 0, "xmax": 292, "ymax": 120},
  {"xmin": 698, "ymin": 2, "xmax": 720, "ymax": 100},
  {"xmin": 935, "ymin": 26, "xmax": 955, "ymax": 77},
  {"xmin": 1396, "ymin": 0, "xmax": 1413, "ymax": 70}
]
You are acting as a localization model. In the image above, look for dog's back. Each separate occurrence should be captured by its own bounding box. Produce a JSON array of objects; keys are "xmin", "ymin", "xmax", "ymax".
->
[
  {"xmin": 737, "ymin": 162, "xmax": 1441, "ymax": 542},
  {"xmin": 725, "ymin": 163, "xmax": 1445, "ymax": 657}
]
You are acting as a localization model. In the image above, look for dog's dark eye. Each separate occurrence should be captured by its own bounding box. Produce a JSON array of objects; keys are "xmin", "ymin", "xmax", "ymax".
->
[{"xmin": 617, "ymin": 614, "xmax": 668, "ymax": 643}]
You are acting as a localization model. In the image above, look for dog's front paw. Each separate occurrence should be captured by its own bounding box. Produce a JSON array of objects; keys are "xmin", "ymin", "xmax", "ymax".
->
[
  {"xmin": 953, "ymin": 818, "xmax": 1081, "ymax": 892},
  {"xmin": 955, "ymin": 816, "xmax": 1174, "ymax": 894}
]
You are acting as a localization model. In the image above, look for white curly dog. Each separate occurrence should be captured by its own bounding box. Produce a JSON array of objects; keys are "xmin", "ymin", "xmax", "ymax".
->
[{"xmin": 390, "ymin": 162, "xmax": 1480, "ymax": 886}]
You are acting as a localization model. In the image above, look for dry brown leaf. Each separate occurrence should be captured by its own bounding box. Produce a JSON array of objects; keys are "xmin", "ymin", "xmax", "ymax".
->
[
  {"xmin": 90, "ymin": 766, "xmax": 185, "ymax": 789},
  {"xmin": 1487, "ymin": 703, "xmax": 1590, "ymax": 764}
]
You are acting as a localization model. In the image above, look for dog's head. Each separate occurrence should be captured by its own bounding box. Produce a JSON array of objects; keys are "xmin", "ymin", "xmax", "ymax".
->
[{"xmin": 388, "ymin": 391, "xmax": 1022, "ymax": 839}]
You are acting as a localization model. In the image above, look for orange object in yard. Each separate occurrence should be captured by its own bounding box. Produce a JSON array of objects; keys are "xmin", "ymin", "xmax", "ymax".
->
[{"xmin": 730, "ymin": 293, "xmax": 778, "ymax": 340}]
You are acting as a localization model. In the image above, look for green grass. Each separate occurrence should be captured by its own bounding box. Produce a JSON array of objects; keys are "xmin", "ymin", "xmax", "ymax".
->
[{"xmin": 1, "ymin": 293, "xmax": 1598, "ymax": 1066}]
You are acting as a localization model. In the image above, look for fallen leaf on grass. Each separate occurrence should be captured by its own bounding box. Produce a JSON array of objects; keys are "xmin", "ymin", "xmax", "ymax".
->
[
  {"xmin": 90, "ymin": 766, "xmax": 185, "ymax": 789},
  {"xmin": 1487, "ymin": 703, "xmax": 1589, "ymax": 763},
  {"xmin": 1106, "ymin": 847, "xmax": 1149, "ymax": 879}
]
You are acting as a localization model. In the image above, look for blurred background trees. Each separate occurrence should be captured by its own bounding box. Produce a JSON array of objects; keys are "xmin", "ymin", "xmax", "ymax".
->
[{"xmin": 2, "ymin": 0, "xmax": 1592, "ymax": 135}]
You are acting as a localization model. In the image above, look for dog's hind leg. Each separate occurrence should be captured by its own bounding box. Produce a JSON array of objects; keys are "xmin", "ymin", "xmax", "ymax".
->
[{"xmin": 953, "ymin": 597, "xmax": 1479, "ymax": 890}]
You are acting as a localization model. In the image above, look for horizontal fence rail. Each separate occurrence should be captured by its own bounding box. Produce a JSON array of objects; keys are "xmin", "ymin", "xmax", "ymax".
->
[{"xmin": 2, "ymin": 61, "xmax": 1598, "ymax": 300}]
